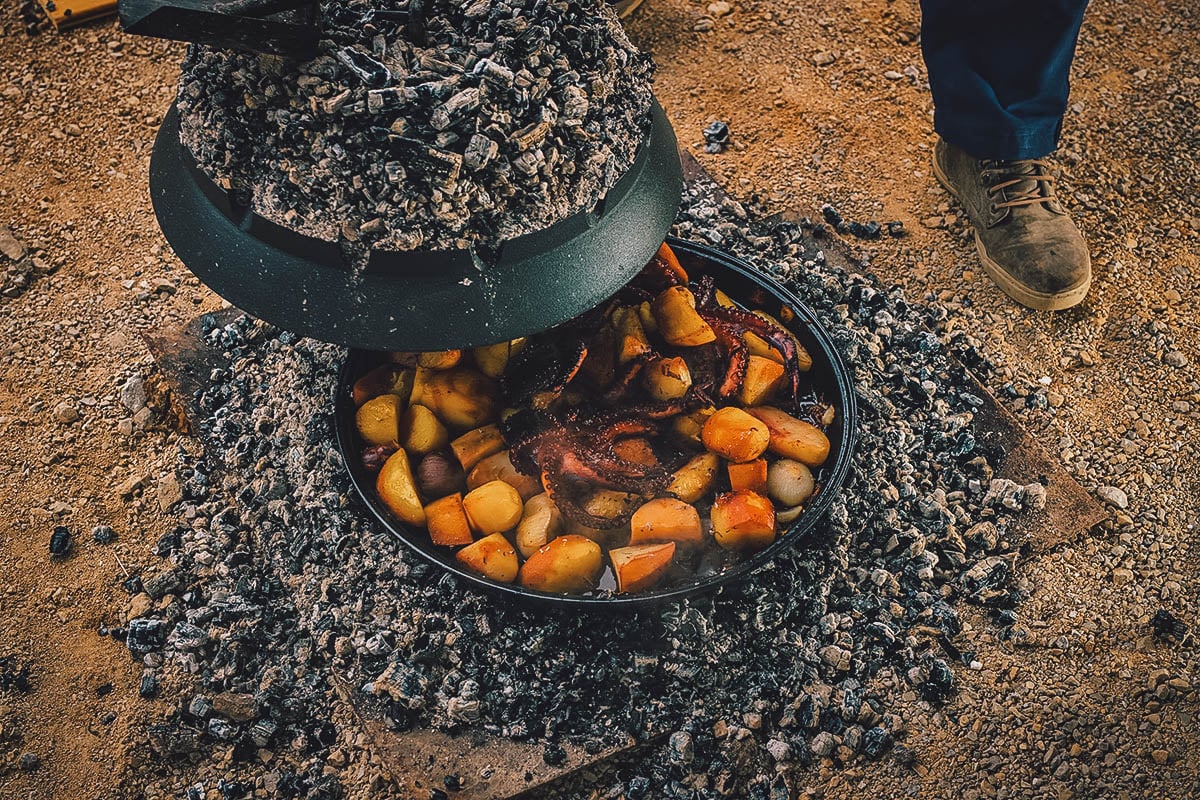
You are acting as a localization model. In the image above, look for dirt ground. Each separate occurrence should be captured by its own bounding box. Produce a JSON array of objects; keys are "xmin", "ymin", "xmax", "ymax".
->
[{"xmin": 1, "ymin": 0, "xmax": 1197, "ymax": 798}]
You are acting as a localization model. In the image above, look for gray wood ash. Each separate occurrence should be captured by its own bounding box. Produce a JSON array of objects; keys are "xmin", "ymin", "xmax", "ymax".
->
[{"xmin": 176, "ymin": 0, "xmax": 654, "ymax": 255}]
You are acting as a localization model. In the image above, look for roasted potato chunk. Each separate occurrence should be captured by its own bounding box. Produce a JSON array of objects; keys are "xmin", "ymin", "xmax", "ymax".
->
[
  {"xmin": 652, "ymin": 286, "xmax": 716, "ymax": 346},
  {"xmin": 424, "ymin": 493, "xmax": 474, "ymax": 546},
  {"xmin": 610, "ymin": 542, "xmax": 676, "ymax": 593},
  {"xmin": 701, "ymin": 406, "xmax": 770, "ymax": 463},
  {"xmin": 738, "ymin": 356, "xmax": 786, "ymax": 406},
  {"xmin": 450, "ymin": 424, "xmax": 506, "ymax": 471},
  {"xmin": 518, "ymin": 534, "xmax": 603, "ymax": 594},
  {"xmin": 727, "ymin": 458, "xmax": 768, "ymax": 493},
  {"xmin": 643, "ymin": 356, "xmax": 692, "ymax": 401},
  {"xmin": 671, "ymin": 406, "xmax": 715, "ymax": 448},
  {"xmin": 356, "ymin": 394, "xmax": 401, "ymax": 447},
  {"xmin": 462, "ymin": 479, "xmax": 523, "ymax": 534},
  {"xmin": 455, "ymin": 532, "xmax": 519, "ymax": 583},
  {"xmin": 711, "ymin": 490, "xmax": 776, "ymax": 552},
  {"xmin": 629, "ymin": 498, "xmax": 703, "ymax": 547},
  {"xmin": 473, "ymin": 338, "xmax": 526, "ymax": 378},
  {"xmin": 410, "ymin": 367, "xmax": 497, "ymax": 429},
  {"xmin": 399, "ymin": 404, "xmax": 449, "ymax": 456},
  {"xmin": 667, "ymin": 452, "xmax": 721, "ymax": 504},
  {"xmin": 746, "ymin": 406, "xmax": 831, "ymax": 467},
  {"xmin": 376, "ymin": 448, "xmax": 425, "ymax": 527}
]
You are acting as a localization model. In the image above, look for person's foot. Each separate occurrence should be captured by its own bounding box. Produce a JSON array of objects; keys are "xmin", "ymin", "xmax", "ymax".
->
[{"xmin": 932, "ymin": 138, "xmax": 1091, "ymax": 311}]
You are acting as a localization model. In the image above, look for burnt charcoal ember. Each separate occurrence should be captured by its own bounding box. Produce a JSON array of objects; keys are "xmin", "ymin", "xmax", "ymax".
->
[
  {"xmin": 178, "ymin": 1, "xmax": 654, "ymax": 253},
  {"xmin": 335, "ymin": 47, "xmax": 391, "ymax": 87},
  {"xmin": 122, "ymin": 575, "xmax": 144, "ymax": 595},
  {"xmin": 126, "ymin": 618, "xmax": 167, "ymax": 657},
  {"xmin": 139, "ymin": 671, "xmax": 159, "ymax": 698},
  {"xmin": 704, "ymin": 120, "xmax": 731, "ymax": 153},
  {"xmin": 1151, "ymin": 609, "xmax": 1188, "ymax": 642},
  {"xmin": 861, "ymin": 726, "xmax": 894, "ymax": 759},
  {"xmin": 0, "ymin": 655, "xmax": 33, "ymax": 693},
  {"xmin": 886, "ymin": 220, "xmax": 906, "ymax": 237},
  {"xmin": 92, "ymin": 525, "xmax": 116, "ymax": 544},
  {"xmin": 49, "ymin": 525, "xmax": 71, "ymax": 557}
]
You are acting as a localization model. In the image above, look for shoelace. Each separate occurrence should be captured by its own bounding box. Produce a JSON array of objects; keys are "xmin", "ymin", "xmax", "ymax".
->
[{"xmin": 980, "ymin": 159, "xmax": 1058, "ymax": 210}]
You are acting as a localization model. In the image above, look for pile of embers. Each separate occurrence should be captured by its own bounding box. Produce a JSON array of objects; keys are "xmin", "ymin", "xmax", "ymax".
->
[
  {"xmin": 177, "ymin": 0, "xmax": 654, "ymax": 254},
  {"xmin": 114, "ymin": 188, "xmax": 1046, "ymax": 798}
]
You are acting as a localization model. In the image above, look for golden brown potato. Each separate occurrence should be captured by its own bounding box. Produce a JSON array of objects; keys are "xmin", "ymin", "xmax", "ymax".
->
[
  {"xmin": 518, "ymin": 534, "xmax": 603, "ymax": 594},
  {"xmin": 643, "ymin": 356, "xmax": 693, "ymax": 401},
  {"xmin": 636, "ymin": 300, "xmax": 658, "ymax": 334},
  {"xmin": 473, "ymin": 338, "xmax": 527, "ymax": 379},
  {"xmin": 353, "ymin": 364, "xmax": 414, "ymax": 406},
  {"xmin": 455, "ymin": 532, "xmax": 519, "ymax": 583},
  {"xmin": 424, "ymin": 493, "xmax": 474, "ymax": 546},
  {"xmin": 629, "ymin": 498, "xmax": 703, "ymax": 546},
  {"xmin": 727, "ymin": 458, "xmax": 768, "ymax": 493},
  {"xmin": 711, "ymin": 490, "xmax": 776, "ymax": 552},
  {"xmin": 713, "ymin": 288, "xmax": 737, "ymax": 308},
  {"xmin": 667, "ymin": 452, "xmax": 721, "ymax": 503},
  {"xmin": 450, "ymin": 424, "xmax": 506, "ymax": 471},
  {"xmin": 766, "ymin": 459, "xmax": 816, "ymax": 507},
  {"xmin": 572, "ymin": 524, "xmax": 630, "ymax": 549},
  {"xmin": 610, "ymin": 542, "xmax": 676, "ymax": 593},
  {"xmin": 410, "ymin": 367, "xmax": 497, "ymax": 429},
  {"xmin": 467, "ymin": 450, "xmax": 542, "ymax": 500},
  {"xmin": 516, "ymin": 493, "xmax": 565, "ymax": 557},
  {"xmin": 651, "ymin": 286, "xmax": 716, "ymax": 346},
  {"xmin": 398, "ymin": 404, "xmax": 449, "ymax": 456},
  {"xmin": 416, "ymin": 350, "xmax": 463, "ymax": 369},
  {"xmin": 745, "ymin": 406, "xmax": 831, "ymax": 467},
  {"xmin": 582, "ymin": 490, "xmax": 643, "ymax": 523},
  {"xmin": 738, "ymin": 356, "xmax": 786, "ymax": 406},
  {"xmin": 701, "ymin": 406, "xmax": 770, "ymax": 463},
  {"xmin": 612, "ymin": 306, "xmax": 653, "ymax": 363},
  {"xmin": 376, "ymin": 448, "xmax": 426, "ymax": 527},
  {"xmin": 462, "ymin": 479, "xmax": 523, "ymax": 535},
  {"xmin": 671, "ymin": 406, "xmax": 716, "ymax": 448},
  {"xmin": 356, "ymin": 394, "xmax": 401, "ymax": 447}
]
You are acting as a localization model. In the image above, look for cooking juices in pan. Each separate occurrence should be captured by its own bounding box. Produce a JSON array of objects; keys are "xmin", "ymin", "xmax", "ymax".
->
[{"xmin": 345, "ymin": 241, "xmax": 842, "ymax": 598}]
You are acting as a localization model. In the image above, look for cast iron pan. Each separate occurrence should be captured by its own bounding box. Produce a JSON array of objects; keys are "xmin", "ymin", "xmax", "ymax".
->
[
  {"xmin": 335, "ymin": 238, "xmax": 858, "ymax": 606},
  {"xmin": 148, "ymin": 99, "xmax": 682, "ymax": 352}
]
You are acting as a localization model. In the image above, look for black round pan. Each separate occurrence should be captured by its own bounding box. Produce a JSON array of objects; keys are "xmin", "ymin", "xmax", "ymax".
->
[{"xmin": 334, "ymin": 238, "xmax": 858, "ymax": 606}]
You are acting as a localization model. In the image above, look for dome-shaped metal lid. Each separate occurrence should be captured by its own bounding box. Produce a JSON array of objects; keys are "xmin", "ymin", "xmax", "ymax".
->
[{"xmin": 148, "ymin": 99, "xmax": 682, "ymax": 351}]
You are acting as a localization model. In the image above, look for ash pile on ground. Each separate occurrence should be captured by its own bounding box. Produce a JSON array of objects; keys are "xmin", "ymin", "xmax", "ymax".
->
[
  {"xmin": 176, "ymin": 0, "xmax": 653, "ymax": 255},
  {"xmin": 114, "ymin": 189, "xmax": 1050, "ymax": 798}
]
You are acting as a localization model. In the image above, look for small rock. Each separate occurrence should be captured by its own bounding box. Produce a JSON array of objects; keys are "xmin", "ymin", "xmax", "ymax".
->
[
  {"xmin": 119, "ymin": 376, "xmax": 147, "ymax": 413},
  {"xmin": 52, "ymin": 401, "xmax": 80, "ymax": 424},
  {"xmin": 117, "ymin": 473, "xmax": 150, "ymax": 498},
  {"xmin": 765, "ymin": 738, "xmax": 792, "ymax": 762},
  {"xmin": 668, "ymin": 731, "xmax": 694, "ymax": 765},
  {"xmin": 1163, "ymin": 350, "xmax": 1188, "ymax": 368},
  {"xmin": 1112, "ymin": 568, "xmax": 1134, "ymax": 586},
  {"xmin": 883, "ymin": 70, "xmax": 903, "ymax": 80},
  {"xmin": 810, "ymin": 731, "xmax": 838, "ymax": 758},
  {"xmin": 1097, "ymin": 485, "xmax": 1128, "ymax": 509},
  {"xmin": 812, "ymin": 51, "xmax": 836, "ymax": 67},
  {"xmin": 92, "ymin": 525, "xmax": 116, "ymax": 544},
  {"xmin": 18, "ymin": 752, "xmax": 40, "ymax": 771},
  {"xmin": 706, "ymin": 1, "xmax": 732, "ymax": 16},
  {"xmin": 0, "ymin": 225, "xmax": 26, "ymax": 261},
  {"xmin": 157, "ymin": 473, "xmax": 184, "ymax": 512},
  {"xmin": 213, "ymin": 692, "xmax": 257, "ymax": 723},
  {"xmin": 127, "ymin": 592, "xmax": 153, "ymax": 620},
  {"xmin": 1151, "ymin": 749, "xmax": 1169, "ymax": 765}
]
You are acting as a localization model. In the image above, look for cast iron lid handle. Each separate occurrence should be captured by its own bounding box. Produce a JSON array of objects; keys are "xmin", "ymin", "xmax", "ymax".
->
[{"xmin": 118, "ymin": 0, "xmax": 323, "ymax": 56}]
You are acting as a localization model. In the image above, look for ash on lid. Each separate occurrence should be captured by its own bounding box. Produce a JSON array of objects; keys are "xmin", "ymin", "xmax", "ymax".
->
[{"xmin": 176, "ymin": 0, "xmax": 654, "ymax": 255}]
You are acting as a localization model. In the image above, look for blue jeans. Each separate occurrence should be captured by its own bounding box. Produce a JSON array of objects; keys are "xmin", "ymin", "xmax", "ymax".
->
[{"xmin": 920, "ymin": 0, "xmax": 1090, "ymax": 160}]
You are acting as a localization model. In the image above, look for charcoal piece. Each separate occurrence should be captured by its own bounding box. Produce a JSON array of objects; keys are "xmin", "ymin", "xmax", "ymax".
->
[
  {"xmin": 473, "ymin": 58, "xmax": 515, "ymax": 88},
  {"xmin": 92, "ymin": 525, "xmax": 116, "ymax": 544},
  {"xmin": 143, "ymin": 569, "xmax": 181, "ymax": 600},
  {"xmin": 886, "ymin": 220, "xmax": 906, "ymax": 237},
  {"xmin": 335, "ymin": 48, "xmax": 391, "ymax": 88},
  {"xmin": 208, "ymin": 717, "xmax": 239, "ymax": 741},
  {"xmin": 861, "ymin": 726, "xmax": 894, "ymax": 759},
  {"xmin": 122, "ymin": 575, "xmax": 144, "ymax": 595},
  {"xmin": 848, "ymin": 221, "xmax": 882, "ymax": 240},
  {"xmin": 249, "ymin": 718, "xmax": 278, "ymax": 747},
  {"xmin": 49, "ymin": 525, "xmax": 71, "ymax": 557},
  {"xmin": 462, "ymin": 133, "xmax": 499, "ymax": 171},
  {"xmin": 511, "ymin": 119, "xmax": 551, "ymax": 152},
  {"xmin": 170, "ymin": 622, "xmax": 210, "ymax": 651},
  {"xmin": 126, "ymin": 618, "xmax": 167, "ymax": 657},
  {"xmin": 367, "ymin": 87, "xmax": 417, "ymax": 114},
  {"xmin": 703, "ymin": 120, "xmax": 731, "ymax": 153},
  {"xmin": 189, "ymin": 694, "xmax": 214, "ymax": 719},
  {"xmin": 139, "ymin": 671, "xmax": 159, "ymax": 698},
  {"xmin": 388, "ymin": 138, "xmax": 462, "ymax": 191},
  {"xmin": 430, "ymin": 88, "xmax": 481, "ymax": 131}
]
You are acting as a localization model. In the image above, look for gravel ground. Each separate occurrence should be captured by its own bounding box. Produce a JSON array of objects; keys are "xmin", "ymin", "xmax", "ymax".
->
[{"xmin": 0, "ymin": 1, "xmax": 1197, "ymax": 798}]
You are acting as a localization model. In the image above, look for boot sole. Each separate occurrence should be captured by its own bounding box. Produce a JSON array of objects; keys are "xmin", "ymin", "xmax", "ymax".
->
[{"xmin": 932, "ymin": 152, "xmax": 1091, "ymax": 312}]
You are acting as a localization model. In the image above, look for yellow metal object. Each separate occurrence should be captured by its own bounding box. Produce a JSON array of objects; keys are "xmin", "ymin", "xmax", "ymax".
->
[{"xmin": 37, "ymin": 0, "xmax": 117, "ymax": 30}]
